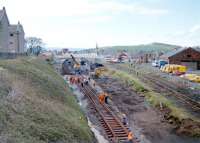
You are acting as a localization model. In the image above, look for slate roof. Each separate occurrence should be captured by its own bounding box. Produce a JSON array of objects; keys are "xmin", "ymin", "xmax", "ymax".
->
[
  {"xmin": 9, "ymin": 23, "xmax": 24, "ymax": 33},
  {"xmin": 0, "ymin": 10, "xmax": 4, "ymax": 22},
  {"xmin": 161, "ymin": 47, "xmax": 200, "ymax": 59},
  {"xmin": 0, "ymin": 7, "xmax": 9, "ymax": 25}
]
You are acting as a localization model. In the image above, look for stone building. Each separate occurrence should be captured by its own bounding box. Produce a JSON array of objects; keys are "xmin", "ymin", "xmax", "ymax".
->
[
  {"xmin": 0, "ymin": 7, "xmax": 25, "ymax": 53},
  {"xmin": 0, "ymin": 7, "xmax": 9, "ymax": 52},
  {"xmin": 9, "ymin": 22, "xmax": 25, "ymax": 53}
]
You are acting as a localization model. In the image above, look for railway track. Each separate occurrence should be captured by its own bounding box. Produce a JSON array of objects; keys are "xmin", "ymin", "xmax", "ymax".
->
[
  {"xmin": 79, "ymin": 83, "xmax": 138, "ymax": 143},
  {"xmin": 141, "ymin": 75, "xmax": 200, "ymax": 112},
  {"xmin": 109, "ymin": 64, "xmax": 200, "ymax": 114}
]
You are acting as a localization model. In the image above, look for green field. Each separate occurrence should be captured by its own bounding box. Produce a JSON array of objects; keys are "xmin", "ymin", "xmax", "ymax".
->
[{"xmin": 0, "ymin": 57, "xmax": 94, "ymax": 143}]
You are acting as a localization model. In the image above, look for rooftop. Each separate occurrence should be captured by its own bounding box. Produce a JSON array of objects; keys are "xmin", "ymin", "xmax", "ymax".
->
[
  {"xmin": 9, "ymin": 22, "xmax": 24, "ymax": 33},
  {"xmin": 161, "ymin": 47, "xmax": 200, "ymax": 59}
]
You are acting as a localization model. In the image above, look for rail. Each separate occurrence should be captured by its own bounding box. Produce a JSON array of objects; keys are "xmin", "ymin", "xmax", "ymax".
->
[{"xmin": 78, "ymin": 83, "xmax": 138, "ymax": 143}]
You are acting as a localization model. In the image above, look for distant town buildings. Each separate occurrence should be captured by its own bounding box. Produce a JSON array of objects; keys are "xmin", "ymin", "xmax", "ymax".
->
[
  {"xmin": 0, "ymin": 7, "xmax": 25, "ymax": 53},
  {"xmin": 62, "ymin": 48, "xmax": 69, "ymax": 54}
]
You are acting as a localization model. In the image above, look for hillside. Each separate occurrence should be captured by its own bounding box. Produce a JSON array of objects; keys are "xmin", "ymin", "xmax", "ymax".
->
[
  {"xmin": 78, "ymin": 42, "xmax": 181, "ymax": 56},
  {"xmin": 0, "ymin": 57, "xmax": 94, "ymax": 143}
]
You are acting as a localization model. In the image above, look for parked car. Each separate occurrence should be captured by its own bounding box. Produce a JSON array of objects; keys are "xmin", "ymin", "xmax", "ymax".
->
[
  {"xmin": 152, "ymin": 60, "xmax": 159, "ymax": 67},
  {"xmin": 159, "ymin": 60, "xmax": 168, "ymax": 68}
]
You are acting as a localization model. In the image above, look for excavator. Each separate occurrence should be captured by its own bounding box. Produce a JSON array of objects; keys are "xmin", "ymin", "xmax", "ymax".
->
[{"xmin": 70, "ymin": 54, "xmax": 81, "ymax": 74}]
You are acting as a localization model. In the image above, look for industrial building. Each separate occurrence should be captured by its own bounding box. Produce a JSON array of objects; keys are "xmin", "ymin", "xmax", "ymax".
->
[{"xmin": 161, "ymin": 47, "xmax": 200, "ymax": 70}]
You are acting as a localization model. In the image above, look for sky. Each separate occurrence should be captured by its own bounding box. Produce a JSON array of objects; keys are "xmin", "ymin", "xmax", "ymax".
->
[{"xmin": 1, "ymin": 0, "xmax": 200, "ymax": 49}]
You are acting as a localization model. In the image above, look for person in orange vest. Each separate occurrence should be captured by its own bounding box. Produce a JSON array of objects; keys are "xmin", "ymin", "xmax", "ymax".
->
[
  {"xmin": 127, "ymin": 130, "xmax": 134, "ymax": 143},
  {"xmin": 71, "ymin": 76, "xmax": 74, "ymax": 84},
  {"xmin": 77, "ymin": 77, "xmax": 80, "ymax": 84},
  {"xmin": 75, "ymin": 77, "xmax": 79, "ymax": 84},
  {"xmin": 69, "ymin": 76, "xmax": 72, "ymax": 84},
  {"xmin": 98, "ymin": 93, "xmax": 106, "ymax": 104}
]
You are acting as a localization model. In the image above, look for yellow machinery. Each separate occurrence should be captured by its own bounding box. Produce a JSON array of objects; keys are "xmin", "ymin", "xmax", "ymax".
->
[
  {"xmin": 94, "ymin": 67, "xmax": 108, "ymax": 78},
  {"xmin": 181, "ymin": 74, "xmax": 200, "ymax": 83},
  {"xmin": 74, "ymin": 63, "xmax": 81, "ymax": 69},
  {"xmin": 161, "ymin": 64, "xmax": 187, "ymax": 75},
  {"xmin": 70, "ymin": 54, "xmax": 81, "ymax": 71}
]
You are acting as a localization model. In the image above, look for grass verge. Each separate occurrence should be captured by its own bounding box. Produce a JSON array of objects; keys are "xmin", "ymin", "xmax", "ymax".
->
[
  {"xmin": 0, "ymin": 57, "xmax": 94, "ymax": 143},
  {"xmin": 106, "ymin": 68, "xmax": 199, "ymax": 121}
]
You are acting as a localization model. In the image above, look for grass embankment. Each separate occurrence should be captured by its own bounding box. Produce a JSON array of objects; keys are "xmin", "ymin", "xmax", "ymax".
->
[
  {"xmin": 0, "ymin": 57, "xmax": 93, "ymax": 143},
  {"xmin": 105, "ymin": 69, "xmax": 200, "ymax": 137}
]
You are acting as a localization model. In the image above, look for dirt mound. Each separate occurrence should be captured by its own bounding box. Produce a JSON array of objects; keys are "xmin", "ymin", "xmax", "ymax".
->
[{"xmin": 176, "ymin": 119, "xmax": 200, "ymax": 137}]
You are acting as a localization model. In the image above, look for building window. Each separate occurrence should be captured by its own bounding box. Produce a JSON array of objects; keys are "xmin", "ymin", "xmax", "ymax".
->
[
  {"xmin": 10, "ymin": 33, "xmax": 14, "ymax": 36},
  {"xmin": 187, "ymin": 55, "xmax": 191, "ymax": 58},
  {"xmin": 10, "ymin": 42, "xmax": 13, "ymax": 44}
]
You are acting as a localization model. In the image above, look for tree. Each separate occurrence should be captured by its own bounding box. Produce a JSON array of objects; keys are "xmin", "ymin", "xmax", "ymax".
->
[{"xmin": 26, "ymin": 37, "xmax": 45, "ymax": 56}]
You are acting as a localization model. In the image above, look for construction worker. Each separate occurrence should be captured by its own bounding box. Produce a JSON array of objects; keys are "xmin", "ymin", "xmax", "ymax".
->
[
  {"xmin": 127, "ymin": 130, "xmax": 134, "ymax": 143},
  {"xmin": 81, "ymin": 82, "xmax": 84, "ymax": 87},
  {"xmin": 98, "ymin": 92, "xmax": 106, "ymax": 104},
  {"xmin": 71, "ymin": 76, "xmax": 75, "ymax": 84},
  {"xmin": 85, "ymin": 80, "xmax": 89, "ymax": 85},
  {"xmin": 69, "ymin": 76, "xmax": 73, "ymax": 84},
  {"xmin": 77, "ymin": 77, "xmax": 80, "ymax": 84},
  {"xmin": 122, "ymin": 114, "xmax": 127, "ymax": 125},
  {"xmin": 104, "ymin": 93, "xmax": 110, "ymax": 104}
]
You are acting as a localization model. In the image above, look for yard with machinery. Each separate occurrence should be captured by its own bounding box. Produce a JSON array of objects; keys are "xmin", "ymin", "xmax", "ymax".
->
[
  {"xmin": 94, "ymin": 76, "xmax": 200, "ymax": 143},
  {"xmin": 110, "ymin": 63, "xmax": 200, "ymax": 112},
  {"xmin": 91, "ymin": 63, "xmax": 200, "ymax": 143},
  {"xmin": 54, "ymin": 54, "xmax": 200, "ymax": 143}
]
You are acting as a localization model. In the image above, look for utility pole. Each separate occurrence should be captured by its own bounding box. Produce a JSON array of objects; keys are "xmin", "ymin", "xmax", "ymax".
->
[{"xmin": 96, "ymin": 42, "xmax": 99, "ymax": 56}]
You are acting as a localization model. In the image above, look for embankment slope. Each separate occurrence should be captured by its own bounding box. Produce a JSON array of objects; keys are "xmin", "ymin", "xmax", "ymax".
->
[{"xmin": 0, "ymin": 57, "xmax": 94, "ymax": 143}]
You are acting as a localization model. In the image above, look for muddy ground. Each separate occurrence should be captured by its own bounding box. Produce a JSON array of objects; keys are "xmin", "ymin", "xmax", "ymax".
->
[{"xmin": 95, "ymin": 76, "xmax": 200, "ymax": 143}]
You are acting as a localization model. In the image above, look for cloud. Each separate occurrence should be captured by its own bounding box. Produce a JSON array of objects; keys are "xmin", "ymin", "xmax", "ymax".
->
[
  {"xmin": 90, "ymin": 1, "xmax": 169, "ymax": 16},
  {"xmin": 165, "ymin": 24, "xmax": 200, "ymax": 46},
  {"xmin": 189, "ymin": 25, "xmax": 200, "ymax": 33},
  {"xmin": 1, "ymin": 0, "xmax": 168, "ymax": 17},
  {"xmin": 0, "ymin": 0, "xmax": 169, "ymax": 48}
]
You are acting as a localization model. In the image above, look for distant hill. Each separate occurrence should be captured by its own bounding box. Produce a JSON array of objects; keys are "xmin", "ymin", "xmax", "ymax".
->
[{"xmin": 78, "ymin": 42, "xmax": 181, "ymax": 56}]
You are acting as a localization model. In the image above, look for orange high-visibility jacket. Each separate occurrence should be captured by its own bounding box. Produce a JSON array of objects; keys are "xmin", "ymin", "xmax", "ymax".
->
[
  {"xmin": 98, "ymin": 93, "xmax": 106, "ymax": 104},
  {"xmin": 128, "ymin": 132, "xmax": 134, "ymax": 140}
]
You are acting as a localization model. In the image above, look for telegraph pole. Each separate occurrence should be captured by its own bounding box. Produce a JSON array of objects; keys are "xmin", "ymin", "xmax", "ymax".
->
[{"xmin": 96, "ymin": 42, "xmax": 99, "ymax": 56}]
